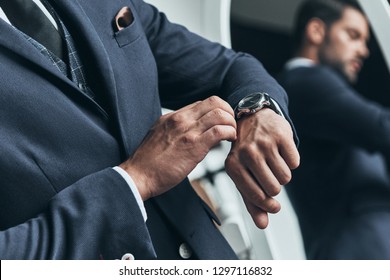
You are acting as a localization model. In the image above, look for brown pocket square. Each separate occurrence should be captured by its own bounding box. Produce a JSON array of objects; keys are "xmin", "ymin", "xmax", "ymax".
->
[{"xmin": 114, "ymin": 7, "xmax": 134, "ymax": 32}]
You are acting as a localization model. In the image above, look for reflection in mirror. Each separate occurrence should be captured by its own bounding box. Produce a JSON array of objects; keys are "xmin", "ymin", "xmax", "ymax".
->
[{"xmin": 231, "ymin": 0, "xmax": 390, "ymax": 106}]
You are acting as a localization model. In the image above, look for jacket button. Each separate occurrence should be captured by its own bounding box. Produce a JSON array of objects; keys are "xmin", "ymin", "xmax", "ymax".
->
[
  {"xmin": 121, "ymin": 253, "xmax": 135, "ymax": 260},
  {"xmin": 179, "ymin": 243, "xmax": 192, "ymax": 259}
]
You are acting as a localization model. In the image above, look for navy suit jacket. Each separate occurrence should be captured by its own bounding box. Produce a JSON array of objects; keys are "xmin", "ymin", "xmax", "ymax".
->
[
  {"xmin": 279, "ymin": 65, "xmax": 390, "ymax": 259},
  {"xmin": 0, "ymin": 0, "xmax": 291, "ymax": 259}
]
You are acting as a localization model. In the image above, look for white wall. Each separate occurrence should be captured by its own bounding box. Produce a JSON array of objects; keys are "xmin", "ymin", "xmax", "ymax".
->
[
  {"xmin": 145, "ymin": 0, "xmax": 231, "ymax": 47},
  {"xmin": 231, "ymin": 0, "xmax": 304, "ymax": 32},
  {"xmin": 358, "ymin": 0, "xmax": 390, "ymax": 69}
]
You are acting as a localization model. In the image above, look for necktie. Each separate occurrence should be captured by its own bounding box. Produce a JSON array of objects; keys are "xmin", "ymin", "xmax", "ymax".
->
[{"xmin": 0, "ymin": 0, "xmax": 64, "ymax": 60}]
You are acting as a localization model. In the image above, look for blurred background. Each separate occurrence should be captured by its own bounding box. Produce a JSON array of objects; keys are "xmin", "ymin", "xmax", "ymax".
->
[{"xmin": 145, "ymin": 0, "xmax": 390, "ymax": 260}]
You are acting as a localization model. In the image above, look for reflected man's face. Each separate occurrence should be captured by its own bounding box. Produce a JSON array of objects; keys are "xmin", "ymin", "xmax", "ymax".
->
[{"xmin": 318, "ymin": 7, "xmax": 370, "ymax": 83}]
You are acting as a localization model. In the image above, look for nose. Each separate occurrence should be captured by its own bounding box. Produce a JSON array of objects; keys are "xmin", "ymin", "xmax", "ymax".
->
[{"xmin": 358, "ymin": 41, "xmax": 370, "ymax": 59}]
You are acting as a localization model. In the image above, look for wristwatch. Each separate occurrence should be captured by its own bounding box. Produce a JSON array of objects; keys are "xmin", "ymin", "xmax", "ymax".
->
[{"xmin": 234, "ymin": 92, "xmax": 282, "ymax": 119}]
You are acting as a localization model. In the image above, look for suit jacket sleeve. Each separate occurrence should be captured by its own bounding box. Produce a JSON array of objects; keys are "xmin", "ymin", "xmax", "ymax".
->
[
  {"xmin": 0, "ymin": 169, "xmax": 155, "ymax": 259},
  {"xmin": 132, "ymin": 0, "xmax": 292, "ymax": 119},
  {"xmin": 284, "ymin": 66, "xmax": 390, "ymax": 156}
]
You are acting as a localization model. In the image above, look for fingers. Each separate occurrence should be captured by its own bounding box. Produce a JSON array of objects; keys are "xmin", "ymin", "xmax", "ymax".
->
[
  {"xmin": 201, "ymin": 125, "xmax": 237, "ymax": 147},
  {"xmin": 225, "ymin": 158, "xmax": 281, "ymax": 214},
  {"xmin": 197, "ymin": 108, "xmax": 238, "ymax": 145},
  {"xmin": 198, "ymin": 108, "xmax": 237, "ymax": 130},
  {"xmin": 244, "ymin": 200, "xmax": 270, "ymax": 229},
  {"xmin": 226, "ymin": 148, "xmax": 284, "ymax": 228},
  {"xmin": 266, "ymin": 152, "xmax": 292, "ymax": 186},
  {"xmin": 170, "ymin": 96, "xmax": 237, "ymax": 145},
  {"xmin": 239, "ymin": 145, "xmax": 282, "ymax": 197},
  {"xmin": 270, "ymin": 115, "xmax": 300, "ymax": 171},
  {"xmin": 185, "ymin": 96, "xmax": 235, "ymax": 120},
  {"xmin": 279, "ymin": 134, "xmax": 300, "ymax": 170},
  {"xmin": 225, "ymin": 109, "xmax": 300, "ymax": 229},
  {"xmin": 230, "ymin": 138, "xmax": 290, "ymax": 199},
  {"xmin": 245, "ymin": 143, "xmax": 292, "ymax": 189},
  {"xmin": 248, "ymin": 114, "xmax": 298, "ymax": 190},
  {"xmin": 196, "ymin": 96, "xmax": 235, "ymax": 118},
  {"xmin": 174, "ymin": 100, "xmax": 202, "ymax": 113}
]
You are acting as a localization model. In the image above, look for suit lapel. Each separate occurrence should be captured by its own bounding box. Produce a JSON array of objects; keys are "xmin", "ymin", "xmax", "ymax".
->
[
  {"xmin": 48, "ymin": 0, "xmax": 118, "ymax": 110},
  {"xmin": 0, "ymin": 0, "xmax": 119, "ymax": 117},
  {"xmin": 3, "ymin": 19, "xmax": 108, "ymax": 114},
  {"xmin": 48, "ymin": 0, "xmax": 128, "ymax": 153},
  {"xmin": 0, "ymin": 20, "xmax": 74, "ymax": 91},
  {"xmin": 0, "ymin": 0, "xmax": 124, "ymax": 142}
]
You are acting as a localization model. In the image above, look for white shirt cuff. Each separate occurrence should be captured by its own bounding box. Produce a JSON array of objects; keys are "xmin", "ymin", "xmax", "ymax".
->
[{"xmin": 112, "ymin": 166, "xmax": 147, "ymax": 222}]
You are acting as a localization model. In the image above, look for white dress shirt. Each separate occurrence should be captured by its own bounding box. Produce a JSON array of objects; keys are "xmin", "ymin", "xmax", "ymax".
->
[{"xmin": 285, "ymin": 57, "xmax": 315, "ymax": 71}]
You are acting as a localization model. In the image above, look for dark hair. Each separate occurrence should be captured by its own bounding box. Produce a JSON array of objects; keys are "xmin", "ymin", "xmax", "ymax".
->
[{"xmin": 292, "ymin": 0, "xmax": 362, "ymax": 52}]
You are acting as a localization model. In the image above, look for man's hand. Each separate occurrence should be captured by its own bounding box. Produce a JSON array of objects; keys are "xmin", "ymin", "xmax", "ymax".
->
[
  {"xmin": 225, "ymin": 108, "xmax": 300, "ymax": 229},
  {"xmin": 120, "ymin": 96, "xmax": 237, "ymax": 201}
]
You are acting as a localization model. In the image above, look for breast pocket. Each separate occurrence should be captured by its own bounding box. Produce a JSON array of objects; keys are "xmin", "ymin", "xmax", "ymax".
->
[{"xmin": 114, "ymin": 6, "xmax": 142, "ymax": 47}]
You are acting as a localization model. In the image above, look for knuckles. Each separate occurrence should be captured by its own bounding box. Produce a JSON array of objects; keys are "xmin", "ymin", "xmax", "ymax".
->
[
  {"xmin": 249, "ymin": 190, "xmax": 268, "ymax": 205},
  {"xmin": 209, "ymin": 126, "xmax": 226, "ymax": 140},
  {"xmin": 181, "ymin": 133, "xmax": 197, "ymax": 145},
  {"xmin": 257, "ymin": 136, "xmax": 274, "ymax": 150},
  {"xmin": 249, "ymin": 193, "xmax": 280, "ymax": 214},
  {"xmin": 209, "ymin": 108, "xmax": 226, "ymax": 120},
  {"xmin": 240, "ymin": 143, "xmax": 258, "ymax": 158},
  {"xmin": 290, "ymin": 154, "xmax": 300, "ymax": 170},
  {"xmin": 167, "ymin": 112, "xmax": 186, "ymax": 128},
  {"xmin": 206, "ymin": 95, "xmax": 224, "ymax": 106},
  {"xmin": 267, "ymin": 184, "xmax": 281, "ymax": 197},
  {"xmin": 279, "ymin": 171, "xmax": 292, "ymax": 185}
]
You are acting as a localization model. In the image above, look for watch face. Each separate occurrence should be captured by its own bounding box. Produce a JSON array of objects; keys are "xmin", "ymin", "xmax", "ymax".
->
[
  {"xmin": 235, "ymin": 92, "xmax": 280, "ymax": 119},
  {"xmin": 239, "ymin": 93, "xmax": 264, "ymax": 109}
]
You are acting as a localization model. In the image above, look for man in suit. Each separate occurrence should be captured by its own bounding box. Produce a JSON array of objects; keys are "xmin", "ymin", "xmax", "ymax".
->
[
  {"xmin": 0, "ymin": 0, "xmax": 299, "ymax": 259},
  {"xmin": 279, "ymin": 0, "xmax": 390, "ymax": 259}
]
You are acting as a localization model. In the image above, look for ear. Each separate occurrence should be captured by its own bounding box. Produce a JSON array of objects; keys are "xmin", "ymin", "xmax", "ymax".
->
[{"xmin": 305, "ymin": 18, "xmax": 326, "ymax": 45}]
